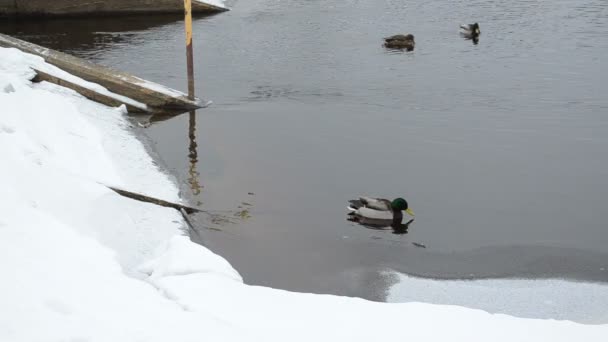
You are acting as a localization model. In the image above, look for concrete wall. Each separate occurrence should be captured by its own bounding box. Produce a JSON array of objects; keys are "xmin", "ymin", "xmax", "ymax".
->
[{"xmin": 1, "ymin": 0, "xmax": 226, "ymax": 16}]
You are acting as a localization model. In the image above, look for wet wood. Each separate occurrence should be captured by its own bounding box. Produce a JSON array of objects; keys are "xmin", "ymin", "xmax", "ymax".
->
[{"xmin": 108, "ymin": 186, "xmax": 200, "ymax": 214}]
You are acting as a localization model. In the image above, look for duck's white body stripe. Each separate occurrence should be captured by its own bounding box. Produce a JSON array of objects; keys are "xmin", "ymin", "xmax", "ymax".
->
[
  {"xmin": 359, "ymin": 196, "xmax": 392, "ymax": 211},
  {"xmin": 353, "ymin": 207, "xmax": 394, "ymax": 220}
]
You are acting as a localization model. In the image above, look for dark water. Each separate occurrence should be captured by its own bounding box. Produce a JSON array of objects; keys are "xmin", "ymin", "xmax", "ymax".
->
[{"xmin": 3, "ymin": 0, "xmax": 608, "ymax": 301}]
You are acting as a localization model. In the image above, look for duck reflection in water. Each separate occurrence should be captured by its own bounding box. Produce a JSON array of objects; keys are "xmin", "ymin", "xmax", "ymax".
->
[{"xmin": 348, "ymin": 215, "xmax": 415, "ymax": 235}]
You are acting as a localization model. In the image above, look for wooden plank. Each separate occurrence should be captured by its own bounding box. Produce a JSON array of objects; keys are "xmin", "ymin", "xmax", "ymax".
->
[
  {"xmin": 32, "ymin": 69, "xmax": 147, "ymax": 113},
  {"xmin": 0, "ymin": 33, "xmax": 202, "ymax": 112}
]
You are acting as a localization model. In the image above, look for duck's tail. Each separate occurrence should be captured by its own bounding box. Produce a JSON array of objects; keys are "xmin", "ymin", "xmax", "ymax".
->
[{"xmin": 347, "ymin": 206, "xmax": 357, "ymax": 214}]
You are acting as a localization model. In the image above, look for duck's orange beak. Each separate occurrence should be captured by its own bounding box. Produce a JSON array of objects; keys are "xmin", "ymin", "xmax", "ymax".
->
[{"xmin": 405, "ymin": 208, "xmax": 415, "ymax": 217}]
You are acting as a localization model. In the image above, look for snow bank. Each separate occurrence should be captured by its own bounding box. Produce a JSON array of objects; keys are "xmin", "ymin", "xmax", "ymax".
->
[
  {"xmin": 1, "ymin": 46, "xmax": 607, "ymax": 341},
  {"xmin": 0, "ymin": 47, "xmax": 244, "ymax": 341}
]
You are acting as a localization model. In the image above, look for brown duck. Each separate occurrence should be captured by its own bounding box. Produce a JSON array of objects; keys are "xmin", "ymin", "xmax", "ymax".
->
[{"xmin": 383, "ymin": 34, "xmax": 415, "ymax": 50}]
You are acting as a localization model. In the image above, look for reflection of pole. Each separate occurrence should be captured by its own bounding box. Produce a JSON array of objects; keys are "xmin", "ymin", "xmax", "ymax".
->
[
  {"xmin": 184, "ymin": 0, "xmax": 195, "ymax": 100},
  {"xmin": 185, "ymin": 2, "xmax": 200, "ymax": 195},
  {"xmin": 188, "ymin": 110, "xmax": 202, "ymax": 195}
]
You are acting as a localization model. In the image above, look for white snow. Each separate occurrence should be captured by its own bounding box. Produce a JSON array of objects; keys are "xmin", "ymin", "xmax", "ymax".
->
[
  {"xmin": 1, "ymin": 46, "xmax": 607, "ymax": 341},
  {"xmin": 195, "ymin": 0, "xmax": 228, "ymax": 10}
]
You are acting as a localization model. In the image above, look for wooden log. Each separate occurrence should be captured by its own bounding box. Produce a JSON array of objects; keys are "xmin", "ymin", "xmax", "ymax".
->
[
  {"xmin": 32, "ymin": 69, "xmax": 147, "ymax": 113},
  {"xmin": 107, "ymin": 186, "xmax": 201, "ymax": 214}
]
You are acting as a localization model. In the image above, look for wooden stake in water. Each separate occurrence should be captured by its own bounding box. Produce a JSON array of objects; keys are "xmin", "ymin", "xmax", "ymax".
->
[{"xmin": 184, "ymin": 0, "xmax": 195, "ymax": 100}]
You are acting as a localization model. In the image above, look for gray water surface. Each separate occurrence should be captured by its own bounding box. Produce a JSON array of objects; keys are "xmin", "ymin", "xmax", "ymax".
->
[{"xmin": 3, "ymin": 0, "xmax": 608, "ymax": 301}]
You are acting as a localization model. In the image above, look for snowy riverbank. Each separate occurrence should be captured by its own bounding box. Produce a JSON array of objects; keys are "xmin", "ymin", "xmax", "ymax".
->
[{"xmin": 1, "ymin": 46, "xmax": 607, "ymax": 341}]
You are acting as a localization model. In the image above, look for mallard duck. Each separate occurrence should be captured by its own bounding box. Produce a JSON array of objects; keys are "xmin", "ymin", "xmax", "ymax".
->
[
  {"xmin": 347, "ymin": 197, "xmax": 414, "ymax": 221},
  {"xmin": 383, "ymin": 34, "xmax": 415, "ymax": 50},
  {"xmin": 460, "ymin": 23, "xmax": 481, "ymax": 38}
]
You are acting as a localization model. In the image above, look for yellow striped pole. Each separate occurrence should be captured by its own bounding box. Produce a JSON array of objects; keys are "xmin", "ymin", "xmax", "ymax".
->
[{"xmin": 184, "ymin": 0, "xmax": 195, "ymax": 100}]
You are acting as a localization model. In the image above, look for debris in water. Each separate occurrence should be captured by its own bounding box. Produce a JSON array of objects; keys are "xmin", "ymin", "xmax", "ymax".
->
[
  {"xmin": 248, "ymin": 192, "xmax": 255, "ymax": 195},
  {"xmin": 210, "ymin": 214, "xmax": 234, "ymax": 225},
  {"xmin": 412, "ymin": 242, "xmax": 426, "ymax": 248},
  {"xmin": 234, "ymin": 209, "xmax": 251, "ymax": 219}
]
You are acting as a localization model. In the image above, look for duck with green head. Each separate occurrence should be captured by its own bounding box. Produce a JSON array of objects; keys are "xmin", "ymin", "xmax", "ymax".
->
[
  {"xmin": 460, "ymin": 23, "xmax": 481, "ymax": 38},
  {"xmin": 347, "ymin": 196, "xmax": 414, "ymax": 223}
]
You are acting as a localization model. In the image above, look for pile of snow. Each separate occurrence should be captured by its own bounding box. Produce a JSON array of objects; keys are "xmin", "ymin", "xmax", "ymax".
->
[{"xmin": 1, "ymin": 46, "xmax": 607, "ymax": 341}]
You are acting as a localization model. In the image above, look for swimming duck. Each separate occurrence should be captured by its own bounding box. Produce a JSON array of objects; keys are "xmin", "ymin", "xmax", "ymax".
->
[
  {"xmin": 383, "ymin": 34, "xmax": 415, "ymax": 50},
  {"xmin": 347, "ymin": 197, "xmax": 415, "ymax": 221},
  {"xmin": 460, "ymin": 23, "xmax": 481, "ymax": 38}
]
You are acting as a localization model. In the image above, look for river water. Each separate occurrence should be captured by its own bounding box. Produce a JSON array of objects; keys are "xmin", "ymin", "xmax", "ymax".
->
[{"xmin": 2, "ymin": 0, "xmax": 608, "ymax": 301}]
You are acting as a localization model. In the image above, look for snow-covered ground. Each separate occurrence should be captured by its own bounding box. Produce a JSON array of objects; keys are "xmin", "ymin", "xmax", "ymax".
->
[{"xmin": 1, "ymin": 46, "xmax": 607, "ymax": 341}]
